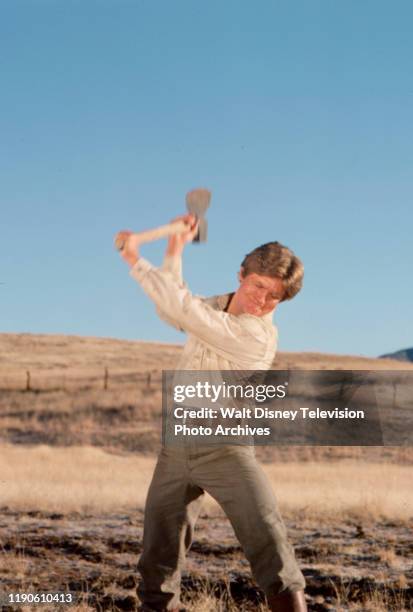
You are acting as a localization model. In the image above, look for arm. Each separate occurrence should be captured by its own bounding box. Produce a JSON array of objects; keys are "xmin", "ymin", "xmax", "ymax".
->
[
  {"xmin": 157, "ymin": 253, "xmax": 185, "ymax": 331},
  {"xmin": 157, "ymin": 214, "xmax": 196, "ymax": 330},
  {"xmin": 129, "ymin": 258, "xmax": 274, "ymax": 364},
  {"xmin": 115, "ymin": 215, "xmax": 197, "ymax": 332},
  {"xmin": 115, "ymin": 219, "xmax": 275, "ymax": 364},
  {"xmin": 160, "ymin": 215, "xmax": 187, "ymax": 284}
]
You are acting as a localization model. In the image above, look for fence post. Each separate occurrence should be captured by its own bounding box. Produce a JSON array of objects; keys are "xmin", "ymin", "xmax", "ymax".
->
[
  {"xmin": 26, "ymin": 370, "xmax": 31, "ymax": 391},
  {"xmin": 147, "ymin": 372, "xmax": 151, "ymax": 388},
  {"xmin": 104, "ymin": 367, "xmax": 109, "ymax": 390}
]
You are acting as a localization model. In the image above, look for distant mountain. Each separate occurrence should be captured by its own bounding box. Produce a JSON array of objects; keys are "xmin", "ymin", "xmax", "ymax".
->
[{"xmin": 380, "ymin": 347, "xmax": 413, "ymax": 362}]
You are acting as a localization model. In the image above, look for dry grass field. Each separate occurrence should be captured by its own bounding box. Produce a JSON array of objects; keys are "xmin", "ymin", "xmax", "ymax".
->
[
  {"xmin": 0, "ymin": 333, "xmax": 412, "ymax": 611},
  {"xmin": 1, "ymin": 444, "xmax": 412, "ymax": 521}
]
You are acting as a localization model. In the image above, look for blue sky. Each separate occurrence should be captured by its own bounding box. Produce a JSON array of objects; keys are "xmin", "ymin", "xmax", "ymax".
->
[{"xmin": 1, "ymin": 1, "xmax": 412, "ymax": 357}]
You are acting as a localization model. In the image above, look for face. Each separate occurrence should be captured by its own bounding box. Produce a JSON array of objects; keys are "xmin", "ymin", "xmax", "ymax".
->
[{"xmin": 235, "ymin": 271, "xmax": 285, "ymax": 317}]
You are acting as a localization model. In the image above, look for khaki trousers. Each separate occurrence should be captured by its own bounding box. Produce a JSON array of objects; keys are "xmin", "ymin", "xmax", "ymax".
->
[{"xmin": 137, "ymin": 445, "xmax": 305, "ymax": 611}]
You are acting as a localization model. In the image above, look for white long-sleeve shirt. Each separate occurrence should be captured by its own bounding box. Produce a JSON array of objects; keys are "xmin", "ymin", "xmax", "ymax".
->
[{"xmin": 130, "ymin": 255, "xmax": 277, "ymax": 371}]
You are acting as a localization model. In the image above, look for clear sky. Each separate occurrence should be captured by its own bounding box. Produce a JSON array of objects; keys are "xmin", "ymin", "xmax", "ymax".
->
[{"xmin": 1, "ymin": 1, "xmax": 412, "ymax": 358}]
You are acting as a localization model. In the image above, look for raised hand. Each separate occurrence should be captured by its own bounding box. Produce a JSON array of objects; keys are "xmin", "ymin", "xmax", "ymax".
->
[
  {"xmin": 114, "ymin": 230, "xmax": 140, "ymax": 267},
  {"xmin": 166, "ymin": 214, "xmax": 199, "ymax": 256}
]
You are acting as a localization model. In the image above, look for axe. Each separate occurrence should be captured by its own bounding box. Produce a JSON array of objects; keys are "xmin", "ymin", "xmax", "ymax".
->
[{"xmin": 114, "ymin": 188, "xmax": 211, "ymax": 251}]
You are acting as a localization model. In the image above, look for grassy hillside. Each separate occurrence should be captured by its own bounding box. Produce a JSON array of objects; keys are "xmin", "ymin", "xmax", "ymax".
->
[{"xmin": 0, "ymin": 333, "xmax": 412, "ymax": 463}]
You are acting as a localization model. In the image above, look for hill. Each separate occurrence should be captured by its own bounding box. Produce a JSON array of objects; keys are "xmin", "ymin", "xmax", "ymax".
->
[
  {"xmin": 2, "ymin": 332, "xmax": 413, "ymax": 379},
  {"xmin": 380, "ymin": 347, "xmax": 413, "ymax": 362},
  {"xmin": 0, "ymin": 333, "xmax": 412, "ymax": 463}
]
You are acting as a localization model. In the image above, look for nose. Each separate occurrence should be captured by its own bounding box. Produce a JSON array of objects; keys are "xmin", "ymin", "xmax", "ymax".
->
[{"xmin": 254, "ymin": 291, "xmax": 266, "ymax": 306}]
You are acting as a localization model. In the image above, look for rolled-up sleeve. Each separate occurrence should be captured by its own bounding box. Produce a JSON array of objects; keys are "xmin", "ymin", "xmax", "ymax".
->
[{"xmin": 130, "ymin": 258, "xmax": 273, "ymax": 363}]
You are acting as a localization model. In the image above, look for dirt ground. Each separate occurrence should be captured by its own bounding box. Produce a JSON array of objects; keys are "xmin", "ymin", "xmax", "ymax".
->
[{"xmin": 0, "ymin": 508, "xmax": 412, "ymax": 611}]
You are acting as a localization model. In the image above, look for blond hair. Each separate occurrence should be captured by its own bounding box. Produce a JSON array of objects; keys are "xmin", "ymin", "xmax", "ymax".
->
[{"xmin": 241, "ymin": 241, "xmax": 304, "ymax": 301}]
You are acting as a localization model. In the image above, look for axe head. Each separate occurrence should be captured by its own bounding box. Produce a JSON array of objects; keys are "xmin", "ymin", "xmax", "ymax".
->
[{"xmin": 185, "ymin": 188, "xmax": 211, "ymax": 242}]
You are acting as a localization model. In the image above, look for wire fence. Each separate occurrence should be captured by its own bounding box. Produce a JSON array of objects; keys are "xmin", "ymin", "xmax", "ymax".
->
[
  {"xmin": 0, "ymin": 368, "xmax": 162, "ymax": 392},
  {"xmin": 0, "ymin": 369, "xmax": 411, "ymax": 411}
]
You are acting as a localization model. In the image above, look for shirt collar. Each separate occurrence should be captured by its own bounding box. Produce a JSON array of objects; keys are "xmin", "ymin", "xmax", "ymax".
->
[{"xmin": 211, "ymin": 292, "xmax": 274, "ymax": 323}]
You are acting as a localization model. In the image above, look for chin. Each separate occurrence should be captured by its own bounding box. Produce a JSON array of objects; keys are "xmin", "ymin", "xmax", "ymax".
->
[{"xmin": 248, "ymin": 306, "xmax": 263, "ymax": 315}]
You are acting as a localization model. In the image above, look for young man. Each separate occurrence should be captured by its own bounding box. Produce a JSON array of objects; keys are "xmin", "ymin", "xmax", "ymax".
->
[{"xmin": 116, "ymin": 215, "xmax": 307, "ymax": 612}]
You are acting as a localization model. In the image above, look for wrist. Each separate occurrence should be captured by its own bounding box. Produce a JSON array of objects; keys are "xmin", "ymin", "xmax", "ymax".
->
[
  {"xmin": 166, "ymin": 245, "xmax": 184, "ymax": 257},
  {"xmin": 122, "ymin": 251, "xmax": 139, "ymax": 267},
  {"xmin": 127, "ymin": 255, "xmax": 139, "ymax": 267}
]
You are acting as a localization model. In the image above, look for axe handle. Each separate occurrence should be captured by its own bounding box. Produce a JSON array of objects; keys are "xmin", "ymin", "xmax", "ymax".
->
[{"xmin": 115, "ymin": 219, "xmax": 190, "ymax": 251}]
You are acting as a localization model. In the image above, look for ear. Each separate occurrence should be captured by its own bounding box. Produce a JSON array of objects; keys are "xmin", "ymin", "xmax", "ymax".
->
[{"xmin": 238, "ymin": 267, "xmax": 246, "ymax": 283}]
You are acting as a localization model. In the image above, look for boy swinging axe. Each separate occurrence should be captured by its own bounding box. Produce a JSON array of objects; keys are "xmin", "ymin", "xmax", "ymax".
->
[{"xmin": 115, "ymin": 188, "xmax": 307, "ymax": 612}]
